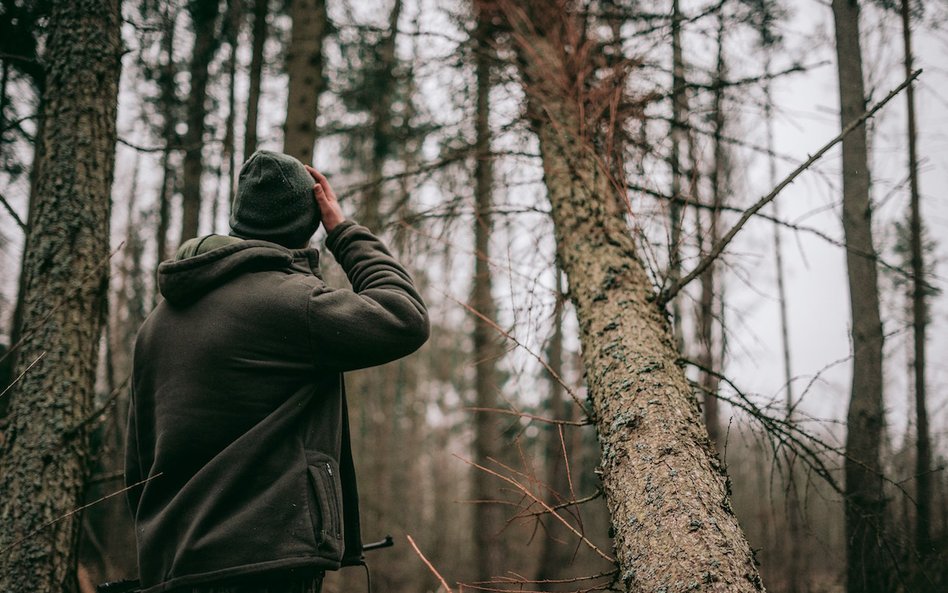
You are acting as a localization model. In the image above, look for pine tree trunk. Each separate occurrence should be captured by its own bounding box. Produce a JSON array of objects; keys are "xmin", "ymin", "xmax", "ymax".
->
[
  {"xmin": 668, "ymin": 0, "xmax": 685, "ymax": 352},
  {"xmin": 155, "ymin": 5, "xmax": 177, "ymax": 273},
  {"xmin": 535, "ymin": 269, "xmax": 573, "ymax": 583},
  {"xmin": 222, "ymin": 0, "xmax": 242, "ymax": 223},
  {"xmin": 360, "ymin": 0, "xmax": 402, "ymax": 231},
  {"xmin": 831, "ymin": 2, "xmax": 888, "ymax": 592},
  {"xmin": 698, "ymin": 15, "xmax": 726, "ymax": 453},
  {"xmin": 471, "ymin": 11, "xmax": 506, "ymax": 581},
  {"xmin": 179, "ymin": 1, "xmax": 219, "ymax": 244},
  {"xmin": 763, "ymin": 51, "xmax": 804, "ymax": 593},
  {"xmin": 244, "ymin": 0, "xmax": 268, "ymax": 159},
  {"xmin": 283, "ymin": 0, "xmax": 327, "ymax": 165},
  {"xmin": 494, "ymin": 4, "xmax": 764, "ymax": 591},
  {"xmin": 900, "ymin": 0, "xmax": 931, "ymax": 567},
  {"xmin": 0, "ymin": 1, "xmax": 121, "ymax": 591}
]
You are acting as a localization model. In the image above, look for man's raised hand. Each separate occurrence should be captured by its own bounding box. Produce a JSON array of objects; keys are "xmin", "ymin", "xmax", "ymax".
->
[{"xmin": 304, "ymin": 165, "xmax": 346, "ymax": 232}]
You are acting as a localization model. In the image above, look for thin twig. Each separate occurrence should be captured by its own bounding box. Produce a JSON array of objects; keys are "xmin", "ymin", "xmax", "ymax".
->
[
  {"xmin": 518, "ymin": 489, "xmax": 603, "ymax": 518},
  {"xmin": 0, "ymin": 191, "xmax": 26, "ymax": 230},
  {"xmin": 0, "ymin": 352, "xmax": 45, "ymax": 401},
  {"xmin": 406, "ymin": 534, "xmax": 454, "ymax": 593},
  {"xmin": 0, "ymin": 473, "xmax": 162, "ymax": 554},
  {"xmin": 438, "ymin": 288, "xmax": 591, "ymax": 418},
  {"xmin": 658, "ymin": 68, "xmax": 922, "ymax": 306},
  {"xmin": 455, "ymin": 455, "xmax": 615, "ymax": 563},
  {"xmin": 465, "ymin": 407, "xmax": 588, "ymax": 426}
]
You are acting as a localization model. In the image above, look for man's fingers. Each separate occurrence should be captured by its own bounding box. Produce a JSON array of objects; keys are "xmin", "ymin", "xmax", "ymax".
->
[{"xmin": 304, "ymin": 165, "xmax": 328, "ymax": 185}]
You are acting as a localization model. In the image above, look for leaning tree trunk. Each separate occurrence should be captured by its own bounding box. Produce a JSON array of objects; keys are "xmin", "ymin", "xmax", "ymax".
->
[
  {"xmin": 283, "ymin": 0, "xmax": 327, "ymax": 165},
  {"xmin": 0, "ymin": 1, "xmax": 121, "ymax": 591},
  {"xmin": 831, "ymin": 2, "xmax": 888, "ymax": 592},
  {"xmin": 490, "ymin": 3, "xmax": 763, "ymax": 591},
  {"xmin": 179, "ymin": 0, "xmax": 219, "ymax": 245}
]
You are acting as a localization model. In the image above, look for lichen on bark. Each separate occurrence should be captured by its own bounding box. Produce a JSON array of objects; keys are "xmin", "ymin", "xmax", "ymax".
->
[
  {"xmin": 0, "ymin": 1, "xmax": 122, "ymax": 591},
  {"xmin": 487, "ymin": 2, "xmax": 766, "ymax": 590}
]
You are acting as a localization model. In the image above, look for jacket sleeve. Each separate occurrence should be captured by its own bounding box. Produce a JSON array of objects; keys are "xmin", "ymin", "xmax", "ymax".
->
[{"xmin": 306, "ymin": 220, "xmax": 430, "ymax": 371}]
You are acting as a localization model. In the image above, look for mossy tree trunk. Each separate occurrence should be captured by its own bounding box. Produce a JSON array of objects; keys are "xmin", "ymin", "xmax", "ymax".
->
[
  {"xmin": 489, "ymin": 3, "xmax": 764, "ymax": 590},
  {"xmin": 0, "ymin": 0, "xmax": 122, "ymax": 591}
]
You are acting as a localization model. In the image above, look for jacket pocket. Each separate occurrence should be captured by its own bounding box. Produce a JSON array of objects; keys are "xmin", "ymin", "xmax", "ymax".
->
[{"xmin": 307, "ymin": 459, "xmax": 344, "ymax": 543}]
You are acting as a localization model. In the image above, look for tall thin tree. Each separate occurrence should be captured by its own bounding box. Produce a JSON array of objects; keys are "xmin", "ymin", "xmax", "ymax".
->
[
  {"xmin": 757, "ymin": 1, "xmax": 805, "ymax": 586},
  {"xmin": 831, "ymin": 1, "xmax": 889, "ymax": 591},
  {"xmin": 179, "ymin": 0, "xmax": 220, "ymax": 244},
  {"xmin": 471, "ymin": 8, "xmax": 506, "ymax": 581},
  {"xmin": 668, "ymin": 0, "xmax": 686, "ymax": 351},
  {"xmin": 697, "ymin": 13, "xmax": 727, "ymax": 453},
  {"xmin": 154, "ymin": 3, "xmax": 178, "ymax": 272},
  {"xmin": 359, "ymin": 0, "xmax": 403, "ymax": 231},
  {"xmin": 535, "ymin": 269, "xmax": 573, "ymax": 583},
  {"xmin": 0, "ymin": 1, "xmax": 122, "ymax": 590},
  {"xmin": 283, "ymin": 0, "xmax": 328, "ymax": 165},
  {"xmin": 244, "ymin": 0, "xmax": 269, "ymax": 159},
  {"xmin": 899, "ymin": 0, "xmax": 931, "ymax": 570}
]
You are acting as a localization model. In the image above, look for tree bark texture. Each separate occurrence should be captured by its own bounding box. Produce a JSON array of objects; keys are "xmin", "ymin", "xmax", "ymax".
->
[
  {"xmin": 900, "ymin": 0, "xmax": 931, "ymax": 564},
  {"xmin": 494, "ymin": 3, "xmax": 764, "ymax": 591},
  {"xmin": 244, "ymin": 0, "xmax": 269, "ymax": 160},
  {"xmin": 0, "ymin": 1, "xmax": 121, "ymax": 591},
  {"xmin": 283, "ymin": 0, "xmax": 327, "ymax": 165},
  {"xmin": 831, "ymin": 2, "xmax": 889, "ymax": 592},
  {"xmin": 471, "ymin": 11, "xmax": 506, "ymax": 580},
  {"xmin": 179, "ymin": 0, "xmax": 219, "ymax": 244}
]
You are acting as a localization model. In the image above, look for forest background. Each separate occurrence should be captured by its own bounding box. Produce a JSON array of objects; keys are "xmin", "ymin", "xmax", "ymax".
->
[{"xmin": 0, "ymin": 0, "xmax": 947, "ymax": 592}]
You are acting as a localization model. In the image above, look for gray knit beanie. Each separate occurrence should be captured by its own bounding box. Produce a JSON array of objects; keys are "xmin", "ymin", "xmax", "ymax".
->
[{"xmin": 229, "ymin": 150, "xmax": 321, "ymax": 248}]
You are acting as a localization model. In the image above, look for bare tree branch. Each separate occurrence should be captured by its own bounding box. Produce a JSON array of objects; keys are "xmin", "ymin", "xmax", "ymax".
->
[{"xmin": 658, "ymin": 69, "xmax": 922, "ymax": 306}]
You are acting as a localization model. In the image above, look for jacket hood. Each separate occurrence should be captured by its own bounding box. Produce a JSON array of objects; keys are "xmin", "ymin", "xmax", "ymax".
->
[{"xmin": 158, "ymin": 235, "xmax": 321, "ymax": 306}]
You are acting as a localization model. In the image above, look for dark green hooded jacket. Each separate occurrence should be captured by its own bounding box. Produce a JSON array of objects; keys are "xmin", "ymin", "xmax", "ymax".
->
[{"xmin": 125, "ymin": 220, "xmax": 429, "ymax": 593}]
